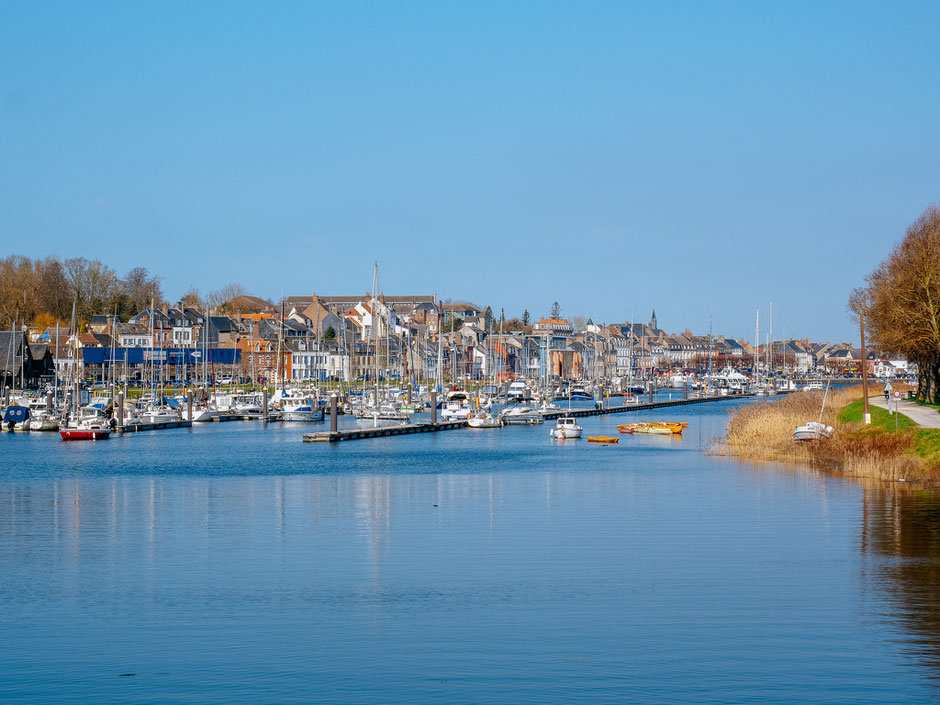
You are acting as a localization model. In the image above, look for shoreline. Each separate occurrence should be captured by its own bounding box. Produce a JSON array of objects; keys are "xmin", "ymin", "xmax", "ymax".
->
[{"xmin": 715, "ymin": 385, "xmax": 940, "ymax": 489}]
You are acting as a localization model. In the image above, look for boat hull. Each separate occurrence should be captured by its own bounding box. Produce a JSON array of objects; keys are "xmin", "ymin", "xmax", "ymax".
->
[{"xmin": 60, "ymin": 428, "xmax": 110, "ymax": 440}]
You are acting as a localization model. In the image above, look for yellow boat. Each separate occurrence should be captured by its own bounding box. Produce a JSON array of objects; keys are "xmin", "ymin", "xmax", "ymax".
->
[
  {"xmin": 587, "ymin": 435, "xmax": 620, "ymax": 444},
  {"xmin": 617, "ymin": 421, "xmax": 687, "ymax": 435}
]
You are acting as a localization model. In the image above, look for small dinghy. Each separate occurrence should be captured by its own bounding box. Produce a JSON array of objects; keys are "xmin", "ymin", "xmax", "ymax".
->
[{"xmin": 587, "ymin": 435, "xmax": 619, "ymax": 444}]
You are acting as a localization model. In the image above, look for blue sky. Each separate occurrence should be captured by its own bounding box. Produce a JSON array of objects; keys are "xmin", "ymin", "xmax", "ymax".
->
[{"xmin": 2, "ymin": 1, "xmax": 939, "ymax": 343}]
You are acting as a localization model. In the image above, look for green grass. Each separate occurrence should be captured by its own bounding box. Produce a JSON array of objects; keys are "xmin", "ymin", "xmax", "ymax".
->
[
  {"xmin": 838, "ymin": 399, "xmax": 918, "ymax": 430},
  {"xmin": 839, "ymin": 399, "xmax": 940, "ymax": 459},
  {"xmin": 914, "ymin": 429, "xmax": 940, "ymax": 458}
]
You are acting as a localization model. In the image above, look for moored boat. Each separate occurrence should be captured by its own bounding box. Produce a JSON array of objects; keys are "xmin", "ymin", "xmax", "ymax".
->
[
  {"xmin": 467, "ymin": 412, "xmax": 502, "ymax": 428},
  {"xmin": 551, "ymin": 416, "xmax": 583, "ymax": 439}
]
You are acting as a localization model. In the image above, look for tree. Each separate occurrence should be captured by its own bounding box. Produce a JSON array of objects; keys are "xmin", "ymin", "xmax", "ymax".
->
[
  {"xmin": 550, "ymin": 301, "xmax": 561, "ymax": 319},
  {"xmin": 63, "ymin": 257, "xmax": 119, "ymax": 324},
  {"xmin": 123, "ymin": 266, "xmax": 164, "ymax": 314},
  {"xmin": 180, "ymin": 287, "xmax": 203, "ymax": 308},
  {"xmin": 484, "ymin": 306, "xmax": 494, "ymax": 330},
  {"xmin": 570, "ymin": 314, "xmax": 588, "ymax": 333},
  {"xmin": 324, "ymin": 326, "xmax": 336, "ymax": 340},
  {"xmin": 522, "ymin": 309, "xmax": 531, "ymax": 326},
  {"xmin": 208, "ymin": 283, "xmax": 250, "ymax": 311},
  {"xmin": 859, "ymin": 204, "xmax": 940, "ymax": 402}
]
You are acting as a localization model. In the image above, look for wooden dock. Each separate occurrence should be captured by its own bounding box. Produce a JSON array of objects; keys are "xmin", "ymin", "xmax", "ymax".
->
[
  {"xmin": 118, "ymin": 420, "xmax": 193, "ymax": 433},
  {"xmin": 303, "ymin": 420, "xmax": 468, "ymax": 443}
]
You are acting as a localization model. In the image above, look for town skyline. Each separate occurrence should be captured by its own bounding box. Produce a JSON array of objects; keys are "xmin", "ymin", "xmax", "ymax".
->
[{"xmin": 5, "ymin": 4, "xmax": 939, "ymax": 345}]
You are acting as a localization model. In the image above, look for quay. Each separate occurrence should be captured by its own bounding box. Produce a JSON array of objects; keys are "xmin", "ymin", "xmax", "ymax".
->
[
  {"xmin": 118, "ymin": 420, "xmax": 193, "ymax": 433},
  {"xmin": 303, "ymin": 420, "xmax": 467, "ymax": 442},
  {"xmin": 541, "ymin": 393, "xmax": 752, "ymax": 420},
  {"xmin": 303, "ymin": 393, "xmax": 750, "ymax": 443}
]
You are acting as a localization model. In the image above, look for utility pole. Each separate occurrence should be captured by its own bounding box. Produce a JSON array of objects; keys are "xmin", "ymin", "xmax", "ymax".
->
[{"xmin": 860, "ymin": 311, "xmax": 870, "ymax": 424}]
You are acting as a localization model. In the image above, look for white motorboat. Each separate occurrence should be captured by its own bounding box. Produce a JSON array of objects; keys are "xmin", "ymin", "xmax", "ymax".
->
[
  {"xmin": 273, "ymin": 388, "xmax": 324, "ymax": 422},
  {"xmin": 440, "ymin": 391, "xmax": 473, "ymax": 421},
  {"xmin": 551, "ymin": 416, "xmax": 582, "ymax": 438},
  {"xmin": 355, "ymin": 411, "xmax": 407, "ymax": 429},
  {"xmin": 138, "ymin": 406, "xmax": 181, "ymax": 424},
  {"xmin": 499, "ymin": 405, "xmax": 544, "ymax": 425}
]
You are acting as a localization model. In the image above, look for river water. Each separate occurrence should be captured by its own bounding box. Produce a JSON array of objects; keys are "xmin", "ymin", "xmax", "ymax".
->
[{"xmin": 2, "ymin": 399, "xmax": 940, "ymax": 703}]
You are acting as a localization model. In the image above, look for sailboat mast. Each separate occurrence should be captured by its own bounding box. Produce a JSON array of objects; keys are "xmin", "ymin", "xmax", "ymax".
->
[{"xmin": 754, "ymin": 307, "xmax": 760, "ymax": 389}]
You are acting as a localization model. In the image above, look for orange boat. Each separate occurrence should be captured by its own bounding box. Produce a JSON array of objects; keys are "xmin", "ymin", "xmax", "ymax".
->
[{"xmin": 587, "ymin": 435, "xmax": 620, "ymax": 444}]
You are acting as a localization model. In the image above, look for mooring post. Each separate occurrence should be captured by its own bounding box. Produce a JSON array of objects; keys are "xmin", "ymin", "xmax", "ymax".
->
[
  {"xmin": 186, "ymin": 391, "xmax": 193, "ymax": 422},
  {"xmin": 262, "ymin": 388, "xmax": 269, "ymax": 422},
  {"xmin": 116, "ymin": 392, "xmax": 124, "ymax": 428},
  {"xmin": 46, "ymin": 389, "xmax": 53, "ymax": 413},
  {"xmin": 684, "ymin": 380, "xmax": 688, "ymax": 400},
  {"xmin": 649, "ymin": 380, "xmax": 653, "ymax": 404},
  {"xmin": 330, "ymin": 394, "xmax": 338, "ymax": 433},
  {"xmin": 430, "ymin": 390, "xmax": 438, "ymax": 424}
]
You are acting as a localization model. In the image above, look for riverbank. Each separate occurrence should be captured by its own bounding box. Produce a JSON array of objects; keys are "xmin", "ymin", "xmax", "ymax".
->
[{"xmin": 717, "ymin": 385, "xmax": 940, "ymax": 487}]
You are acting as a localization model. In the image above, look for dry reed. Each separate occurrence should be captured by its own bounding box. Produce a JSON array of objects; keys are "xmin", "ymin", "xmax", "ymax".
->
[{"xmin": 718, "ymin": 385, "xmax": 934, "ymax": 485}]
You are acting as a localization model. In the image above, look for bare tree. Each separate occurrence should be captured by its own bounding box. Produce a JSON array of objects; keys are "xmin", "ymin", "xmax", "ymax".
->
[
  {"xmin": 63, "ymin": 257, "xmax": 119, "ymax": 324},
  {"xmin": 860, "ymin": 204, "xmax": 940, "ymax": 402},
  {"xmin": 123, "ymin": 267, "xmax": 164, "ymax": 314},
  {"xmin": 569, "ymin": 314, "xmax": 589, "ymax": 333},
  {"xmin": 208, "ymin": 282, "xmax": 250, "ymax": 311}
]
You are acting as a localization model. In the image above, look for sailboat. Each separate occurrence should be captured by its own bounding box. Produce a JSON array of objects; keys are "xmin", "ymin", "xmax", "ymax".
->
[{"xmin": 60, "ymin": 301, "xmax": 111, "ymax": 440}]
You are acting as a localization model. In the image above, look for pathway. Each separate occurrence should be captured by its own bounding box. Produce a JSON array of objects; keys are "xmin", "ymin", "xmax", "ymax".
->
[{"xmin": 868, "ymin": 395, "xmax": 940, "ymax": 429}]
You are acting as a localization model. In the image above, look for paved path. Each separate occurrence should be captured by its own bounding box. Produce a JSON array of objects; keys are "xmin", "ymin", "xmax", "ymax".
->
[{"xmin": 869, "ymin": 395, "xmax": 940, "ymax": 429}]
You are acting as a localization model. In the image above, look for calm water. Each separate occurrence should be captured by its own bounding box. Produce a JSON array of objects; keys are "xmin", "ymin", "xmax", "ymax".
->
[{"xmin": 3, "ymin": 400, "xmax": 940, "ymax": 703}]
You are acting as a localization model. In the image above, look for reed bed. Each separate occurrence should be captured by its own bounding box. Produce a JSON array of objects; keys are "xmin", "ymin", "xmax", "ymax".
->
[{"xmin": 718, "ymin": 385, "xmax": 937, "ymax": 486}]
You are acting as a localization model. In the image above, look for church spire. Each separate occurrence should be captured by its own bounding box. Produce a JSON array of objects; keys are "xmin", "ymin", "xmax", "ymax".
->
[{"xmin": 650, "ymin": 308, "xmax": 657, "ymax": 329}]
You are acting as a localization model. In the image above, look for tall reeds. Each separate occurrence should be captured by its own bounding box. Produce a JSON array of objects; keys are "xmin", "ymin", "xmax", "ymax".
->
[{"xmin": 719, "ymin": 386, "xmax": 933, "ymax": 485}]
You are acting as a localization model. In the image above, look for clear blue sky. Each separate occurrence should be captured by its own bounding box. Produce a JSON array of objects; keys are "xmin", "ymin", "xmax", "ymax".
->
[{"xmin": 2, "ymin": 1, "xmax": 939, "ymax": 343}]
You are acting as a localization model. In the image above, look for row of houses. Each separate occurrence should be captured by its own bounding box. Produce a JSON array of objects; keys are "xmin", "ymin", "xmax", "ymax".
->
[{"xmin": 3, "ymin": 296, "xmax": 913, "ymax": 389}]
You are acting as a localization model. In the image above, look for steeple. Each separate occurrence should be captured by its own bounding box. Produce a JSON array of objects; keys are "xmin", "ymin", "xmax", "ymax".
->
[{"xmin": 650, "ymin": 309, "xmax": 657, "ymax": 330}]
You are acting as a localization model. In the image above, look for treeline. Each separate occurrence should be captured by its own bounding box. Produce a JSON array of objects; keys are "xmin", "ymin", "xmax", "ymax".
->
[
  {"xmin": 855, "ymin": 204, "xmax": 940, "ymax": 403},
  {"xmin": 0, "ymin": 255, "xmax": 164, "ymax": 331}
]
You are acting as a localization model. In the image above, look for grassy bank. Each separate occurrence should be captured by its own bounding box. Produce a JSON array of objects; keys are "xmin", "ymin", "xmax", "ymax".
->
[{"xmin": 718, "ymin": 385, "xmax": 940, "ymax": 486}]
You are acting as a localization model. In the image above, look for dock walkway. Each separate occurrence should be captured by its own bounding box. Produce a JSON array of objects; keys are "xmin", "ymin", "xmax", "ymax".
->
[{"xmin": 303, "ymin": 394, "xmax": 749, "ymax": 443}]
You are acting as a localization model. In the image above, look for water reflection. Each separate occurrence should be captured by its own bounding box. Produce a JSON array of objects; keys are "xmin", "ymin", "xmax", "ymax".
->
[{"xmin": 862, "ymin": 485, "xmax": 940, "ymax": 678}]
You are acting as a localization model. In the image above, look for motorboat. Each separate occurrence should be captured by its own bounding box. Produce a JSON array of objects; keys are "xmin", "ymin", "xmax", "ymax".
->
[
  {"xmin": 569, "ymin": 382, "xmax": 593, "ymax": 400},
  {"xmin": 499, "ymin": 405, "xmax": 544, "ymax": 425},
  {"xmin": 507, "ymin": 380, "xmax": 531, "ymax": 401},
  {"xmin": 273, "ymin": 388, "xmax": 324, "ymax": 422},
  {"xmin": 138, "ymin": 405, "xmax": 182, "ymax": 424},
  {"xmin": 3, "ymin": 404, "xmax": 31, "ymax": 432},
  {"xmin": 234, "ymin": 393, "xmax": 265, "ymax": 418},
  {"xmin": 440, "ymin": 391, "xmax": 473, "ymax": 421},
  {"xmin": 551, "ymin": 417, "xmax": 582, "ymax": 438}
]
